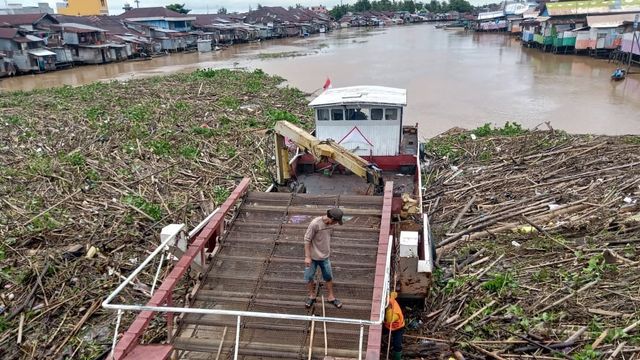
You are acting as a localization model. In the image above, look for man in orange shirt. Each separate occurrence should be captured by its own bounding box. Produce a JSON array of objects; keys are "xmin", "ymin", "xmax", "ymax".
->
[{"xmin": 384, "ymin": 291, "xmax": 405, "ymax": 360}]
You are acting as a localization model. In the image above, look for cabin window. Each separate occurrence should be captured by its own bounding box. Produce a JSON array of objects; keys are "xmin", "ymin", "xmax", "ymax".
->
[
  {"xmin": 371, "ymin": 108, "xmax": 384, "ymax": 120},
  {"xmin": 346, "ymin": 108, "xmax": 368, "ymax": 120},
  {"xmin": 385, "ymin": 108, "xmax": 399, "ymax": 121},
  {"xmin": 317, "ymin": 109, "xmax": 330, "ymax": 121},
  {"xmin": 331, "ymin": 108, "xmax": 344, "ymax": 121}
]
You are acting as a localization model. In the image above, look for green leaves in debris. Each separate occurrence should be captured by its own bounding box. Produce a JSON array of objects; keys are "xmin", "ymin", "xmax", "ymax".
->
[
  {"xmin": 473, "ymin": 122, "xmax": 526, "ymax": 137},
  {"xmin": 123, "ymin": 195, "xmax": 163, "ymax": 221},
  {"xmin": 482, "ymin": 272, "xmax": 518, "ymax": 295}
]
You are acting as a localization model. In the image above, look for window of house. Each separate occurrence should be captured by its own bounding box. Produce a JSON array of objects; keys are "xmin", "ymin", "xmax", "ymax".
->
[
  {"xmin": 385, "ymin": 108, "xmax": 399, "ymax": 121},
  {"xmin": 371, "ymin": 108, "xmax": 383, "ymax": 120},
  {"xmin": 317, "ymin": 109, "xmax": 330, "ymax": 121},
  {"xmin": 346, "ymin": 108, "xmax": 368, "ymax": 120},
  {"xmin": 331, "ymin": 108, "xmax": 344, "ymax": 120}
]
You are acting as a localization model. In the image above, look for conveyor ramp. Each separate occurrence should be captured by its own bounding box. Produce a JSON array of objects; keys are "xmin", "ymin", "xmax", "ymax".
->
[{"xmin": 174, "ymin": 191, "xmax": 385, "ymax": 359}]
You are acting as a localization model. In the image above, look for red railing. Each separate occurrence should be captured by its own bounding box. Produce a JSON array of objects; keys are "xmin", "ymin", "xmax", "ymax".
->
[{"xmin": 113, "ymin": 178, "xmax": 251, "ymax": 360}]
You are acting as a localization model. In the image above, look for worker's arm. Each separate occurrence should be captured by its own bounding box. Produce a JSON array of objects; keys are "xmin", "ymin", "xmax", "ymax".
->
[
  {"xmin": 304, "ymin": 242, "xmax": 312, "ymax": 267},
  {"xmin": 304, "ymin": 223, "xmax": 316, "ymax": 267}
]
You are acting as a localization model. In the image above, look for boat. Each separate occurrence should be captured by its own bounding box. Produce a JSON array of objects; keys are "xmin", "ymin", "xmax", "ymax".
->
[
  {"xmin": 435, "ymin": 23, "xmax": 447, "ymax": 29},
  {"xmin": 611, "ymin": 68, "xmax": 626, "ymax": 81},
  {"xmin": 103, "ymin": 86, "xmax": 433, "ymax": 360}
]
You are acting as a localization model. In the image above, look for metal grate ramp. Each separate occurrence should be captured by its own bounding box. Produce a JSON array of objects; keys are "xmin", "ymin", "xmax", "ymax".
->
[{"xmin": 173, "ymin": 191, "xmax": 384, "ymax": 359}]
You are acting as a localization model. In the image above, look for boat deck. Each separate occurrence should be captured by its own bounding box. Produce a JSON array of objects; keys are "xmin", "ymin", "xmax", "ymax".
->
[{"xmin": 172, "ymin": 191, "xmax": 389, "ymax": 359}]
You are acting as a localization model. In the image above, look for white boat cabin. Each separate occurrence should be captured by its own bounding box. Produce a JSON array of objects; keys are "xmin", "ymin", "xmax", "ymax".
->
[{"xmin": 309, "ymin": 86, "xmax": 407, "ymax": 156}]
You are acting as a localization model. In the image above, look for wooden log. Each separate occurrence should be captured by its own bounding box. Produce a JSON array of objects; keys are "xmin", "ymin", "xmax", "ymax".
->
[
  {"xmin": 536, "ymin": 281, "xmax": 597, "ymax": 315},
  {"xmin": 450, "ymin": 195, "xmax": 476, "ymax": 231},
  {"xmin": 455, "ymin": 300, "xmax": 496, "ymax": 330}
]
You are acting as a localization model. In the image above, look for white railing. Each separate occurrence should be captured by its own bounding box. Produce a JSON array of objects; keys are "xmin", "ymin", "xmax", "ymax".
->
[{"xmin": 102, "ymin": 208, "xmax": 393, "ymax": 359}]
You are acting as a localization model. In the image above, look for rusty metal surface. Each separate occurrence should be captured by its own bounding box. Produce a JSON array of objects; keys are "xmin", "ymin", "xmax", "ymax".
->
[{"xmin": 174, "ymin": 191, "xmax": 384, "ymax": 359}]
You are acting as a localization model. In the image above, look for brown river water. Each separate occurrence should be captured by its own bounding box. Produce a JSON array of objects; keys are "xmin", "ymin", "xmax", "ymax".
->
[{"xmin": 1, "ymin": 24, "xmax": 639, "ymax": 137}]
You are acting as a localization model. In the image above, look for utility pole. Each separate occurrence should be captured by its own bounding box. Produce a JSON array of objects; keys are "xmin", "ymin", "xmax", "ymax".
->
[
  {"xmin": 134, "ymin": 0, "xmax": 140, "ymax": 8},
  {"xmin": 629, "ymin": 14, "xmax": 639, "ymax": 73}
]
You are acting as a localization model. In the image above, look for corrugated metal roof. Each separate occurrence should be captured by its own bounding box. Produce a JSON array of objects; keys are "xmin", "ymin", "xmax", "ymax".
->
[
  {"xmin": 27, "ymin": 49, "xmax": 56, "ymax": 57},
  {"xmin": 0, "ymin": 27, "xmax": 18, "ymax": 39},
  {"xmin": 587, "ymin": 13, "xmax": 640, "ymax": 27},
  {"xmin": 55, "ymin": 23, "xmax": 106, "ymax": 33},
  {"xmin": 309, "ymin": 86, "xmax": 407, "ymax": 107},
  {"xmin": 477, "ymin": 11, "xmax": 505, "ymax": 21},
  {"xmin": 546, "ymin": 0, "xmax": 640, "ymax": 16}
]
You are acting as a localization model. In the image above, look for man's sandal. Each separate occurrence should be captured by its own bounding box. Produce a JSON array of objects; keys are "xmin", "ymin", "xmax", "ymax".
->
[
  {"xmin": 328, "ymin": 299, "xmax": 342, "ymax": 309},
  {"xmin": 305, "ymin": 298, "xmax": 317, "ymax": 308}
]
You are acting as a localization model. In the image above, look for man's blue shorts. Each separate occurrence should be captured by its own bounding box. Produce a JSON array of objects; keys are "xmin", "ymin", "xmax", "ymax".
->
[{"xmin": 304, "ymin": 258, "xmax": 333, "ymax": 282}]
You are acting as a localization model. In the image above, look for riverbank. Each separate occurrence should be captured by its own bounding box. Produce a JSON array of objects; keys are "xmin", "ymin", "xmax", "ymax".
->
[
  {"xmin": 0, "ymin": 69, "xmax": 311, "ymax": 359},
  {"xmin": 412, "ymin": 126, "xmax": 640, "ymax": 359}
]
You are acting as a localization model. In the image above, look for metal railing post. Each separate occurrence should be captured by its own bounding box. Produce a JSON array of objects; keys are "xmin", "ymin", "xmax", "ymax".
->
[
  {"xmin": 110, "ymin": 309, "xmax": 123, "ymax": 360},
  {"xmin": 358, "ymin": 324, "xmax": 364, "ymax": 360},
  {"xmin": 234, "ymin": 315, "xmax": 241, "ymax": 360},
  {"xmin": 150, "ymin": 251, "xmax": 166, "ymax": 296}
]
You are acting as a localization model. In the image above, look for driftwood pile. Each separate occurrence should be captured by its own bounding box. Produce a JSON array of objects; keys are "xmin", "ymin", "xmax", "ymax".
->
[
  {"xmin": 0, "ymin": 69, "xmax": 312, "ymax": 359},
  {"xmin": 412, "ymin": 126, "xmax": 640, "ymax": 359}
]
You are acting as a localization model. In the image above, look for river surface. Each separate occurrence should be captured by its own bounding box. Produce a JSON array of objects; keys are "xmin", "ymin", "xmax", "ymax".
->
[{"xmin": 2, "ymin": 24, "xmax": 639, "ymax": 137}]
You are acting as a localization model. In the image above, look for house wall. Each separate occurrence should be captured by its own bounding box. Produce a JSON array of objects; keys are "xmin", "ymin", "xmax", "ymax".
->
[
  {"xmin": 621, "ymin": 31, "xmax": 640, "ymax": 55},
  {"xmin": 57, "ymin": 0, "xmax": 108, "ymax": 16},
  {"xmin": 575, "ymin": 31, "xmax": 591, "ymax": 49},
  {"xmin": 12, "ymin": 53, "xmax": 34, "ymax": 72},
  {"xmin": 75, "ymin": 47, "xmax": 111, "ymax": 64},
  {"xmin": 0, "ymin": 38, "xmax": 19, "ymax": 52},
  {"xmin": 63, "ymin": 32, "xmax": 80, "ymax": 45}
]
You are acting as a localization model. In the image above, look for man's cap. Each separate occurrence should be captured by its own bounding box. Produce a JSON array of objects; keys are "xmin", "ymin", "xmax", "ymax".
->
[{"xmin": 327, "ymin": 208, "xmax": 344, "ymax": 225}]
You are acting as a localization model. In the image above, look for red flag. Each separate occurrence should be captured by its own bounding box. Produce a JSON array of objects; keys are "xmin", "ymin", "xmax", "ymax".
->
[{"xmin": 322, "ymin": 77, "xmax": 332, "ymax": 91}]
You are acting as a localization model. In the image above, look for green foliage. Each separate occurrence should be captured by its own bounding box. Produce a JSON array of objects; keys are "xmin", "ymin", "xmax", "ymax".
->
[
  {"xmin": 218, "ymin": 96, "xmax": 240, "ymax": 110},
  {"xmin": 482, "ymin": 272, "xmax": 517, "ymax": 295},
  {"xmin": 63, "ymin": 152, "xmax": 86, "ymax": 167},
  {"xmin": 179, "ymin": 145, "xmax": 199, "ymax": 159},
  {"xmin": 623, "ymin": 136, "xmax": 640, "ymax": 144},
  {"xmin": 192, "ymin": 126, "xmax": 218, "ymax": 137},
  {"xmin": 125, "ymin": 104, "xmax": 151, "ymax": 122},
  {"xmin": 424, "ymin": 137, "xmax": 463, "ymax": 161},
  {"xmin": 330, "ymin": 0, "xmax": 472, "ymax": 19},
  {"xmin": 605, "ymin": 327, "xmax": 630, "ymax": 343},
  {"xmin": 266, "ymin": 108, "xmax": 300, "ymax": 126},
  {"xmin": 574, "ymin": 346, "xmax": 601, "ymax": 360},
  {"xmin": 442, "ymin": 275, "xmax": 475, "ymax": 294},
  {"xmin": 165, "ymin": 3, "xmax": 191, "ymax": 14},
  {"xmin": 581, "ymin": 254, "xmax": 616, "ymax": 282},
  {"xmin": 532, "ymin": 268, "xmax": 551, "ymax": 283},
  {"xmin": 173, "ymin": 100, "xmax": 190, "ymax": 112},
  {"xmin": 27, "ymin": 155, "xmax": 53, "ymax": 176},
  {"xmin": 148, "ymin": 140, "xmax": 172, "ymax": 156},
  {"xmin": 213, "ymin": 186, "xmax": 230, "ymax": 205},
  {"xmin": 473, "ymin": 122, "xmax": 526, "ymax": 137},
  {"xmin": 85, "ymin": 106, "xmax": 107, "ymax": 121},
  {"xmin": 123, "ymin": 195, "xmax": 163, "ymax": 221},
  {"xmin": 0, "ymin": 245, "xmax": 5, "ymax": 261},
  {"xmin": 4, "ymin": 115, "xmax": 24, "ymax": 125},
  {"xmin": 0, "ymin": 316, "xmax": 11, "ymax": 332}
]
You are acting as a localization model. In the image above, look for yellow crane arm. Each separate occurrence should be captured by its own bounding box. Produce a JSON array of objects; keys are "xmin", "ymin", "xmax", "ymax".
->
[{"xmin": 273, "ymin": 121, "xmax": 383, "ymax": 187}]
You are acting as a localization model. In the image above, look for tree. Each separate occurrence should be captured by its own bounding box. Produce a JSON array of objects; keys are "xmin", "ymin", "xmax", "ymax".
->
[
  {"xmin": 329, "ymin": 4, "xmax": 350, "ymax": 20},
  {"xmin": 217, "ymin": 7, "xmax": 227, "ymax": 14},
  {"xmin": 399, "ymin": 0, "xmax": 417, "ymax": 13},
  {"xmin": 166, "ymin": 3, "xmax": 191, "ymax": 14},
  {"xmin": 448, "ymin": 0, "xmax": 472, "ymax": 13},
  {"xmin": 353, "ymin": 0, "xmax": 372, "ymax": 12}
]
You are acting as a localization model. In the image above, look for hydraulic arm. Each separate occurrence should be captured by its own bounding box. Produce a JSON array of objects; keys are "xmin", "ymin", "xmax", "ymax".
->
[{"xmin": 273, "ymin": 121, "xmax": 383, "ymax": 189}]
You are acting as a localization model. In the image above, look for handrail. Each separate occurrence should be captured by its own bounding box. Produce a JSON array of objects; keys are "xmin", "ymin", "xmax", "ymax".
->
[
  {"xmin": 103, "ymin": 177, "xmax": 393, "ymax": 359},
  {"xmin": 103, "ymin": 233, "xmax": 393, "ymax": 327}
]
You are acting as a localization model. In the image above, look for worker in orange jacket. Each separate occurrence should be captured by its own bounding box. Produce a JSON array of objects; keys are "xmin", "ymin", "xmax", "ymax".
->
[{"xmin": 384, "ymin": 291, "xmax": 405, "ymax": 360}]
